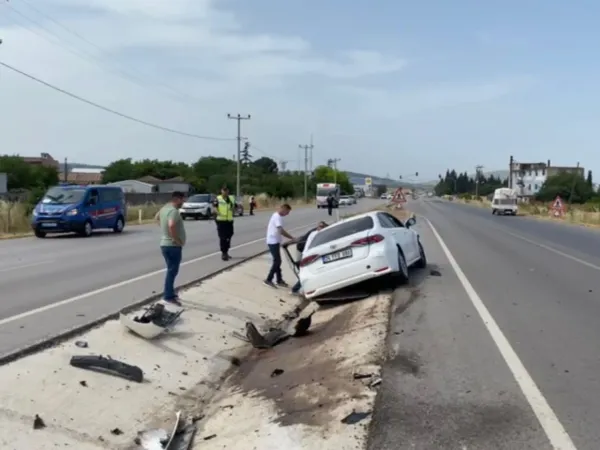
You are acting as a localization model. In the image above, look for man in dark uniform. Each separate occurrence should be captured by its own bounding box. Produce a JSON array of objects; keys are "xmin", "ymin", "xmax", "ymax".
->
[
  {"xmin": 213, "ymin": 186, "xmax": 237, "ymax": 261},
  {"xmin": 326, "ymin": 193, "xmax": 334, "ymax": 216}
]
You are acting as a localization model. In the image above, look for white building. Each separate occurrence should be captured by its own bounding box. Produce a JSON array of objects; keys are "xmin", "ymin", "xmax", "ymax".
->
[
  {"xmin": 107, "ymin": 179, "xmax": 154, "ymax": 193},
  {"xmin": 509, "ymin": 158, "xmax": 584, "ymax": 198}
]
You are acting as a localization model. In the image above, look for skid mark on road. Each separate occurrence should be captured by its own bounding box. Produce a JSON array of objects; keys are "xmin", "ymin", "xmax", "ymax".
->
[{"xmin": 425, "ymin": 217, "xmax": 578, "ymax": 450}]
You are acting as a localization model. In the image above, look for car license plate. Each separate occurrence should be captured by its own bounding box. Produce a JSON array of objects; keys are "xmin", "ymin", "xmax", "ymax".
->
[
  {"xmin": 323, "ymin": 248, "xmax": 352, "ymax": 264},
  {"xmin": 42, "ymin": 222, "xmax": 57, "ymax": 227}
]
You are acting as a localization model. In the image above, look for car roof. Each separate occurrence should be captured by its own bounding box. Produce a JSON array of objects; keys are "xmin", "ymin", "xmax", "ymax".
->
[{"xmin": 323, "ymin": 211, "xmax": 380, "ymax": 231}]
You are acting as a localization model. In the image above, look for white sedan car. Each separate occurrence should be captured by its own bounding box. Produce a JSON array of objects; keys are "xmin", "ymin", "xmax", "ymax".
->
[
  {"xmin": 299, "ymin": 211, "xmax": 427, "ymax": 299},
  {"xmin": 339, "ymin": 195, "xmax": 353, "ymax": 206}
]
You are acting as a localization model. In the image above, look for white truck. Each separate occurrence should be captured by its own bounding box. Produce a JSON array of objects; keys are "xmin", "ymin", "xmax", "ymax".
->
[
  {"xmin": 491, "ymin": 188, "xmax": 518, "ymax": 215},
  {"xmin": 316, "ymin": 183, "xmax": 340, "ymax": 208}
]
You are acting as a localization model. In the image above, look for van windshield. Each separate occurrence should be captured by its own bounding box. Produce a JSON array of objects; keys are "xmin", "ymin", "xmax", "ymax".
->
[
  {"xmin": 317, "ymin": 189, "xmax": 336, "ymax": 196},
  {"xmin": 188, "ymin": 194, "xmax": 211, "ymax": 203},
  {"xmin": 41, "ymin": 187, "xmax": 86, "ymax": 205}
]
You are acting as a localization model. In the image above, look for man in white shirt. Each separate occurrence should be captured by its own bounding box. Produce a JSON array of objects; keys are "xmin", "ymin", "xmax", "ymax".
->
[{"xmin": 264, "ymin": 204, "xmax": 294, "ymax": 288}]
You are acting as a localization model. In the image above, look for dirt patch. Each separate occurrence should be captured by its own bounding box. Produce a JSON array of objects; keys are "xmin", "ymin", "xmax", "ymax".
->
[{"xmin": 228, "ymin": 301, "xmax": 379, "ymax": 427}]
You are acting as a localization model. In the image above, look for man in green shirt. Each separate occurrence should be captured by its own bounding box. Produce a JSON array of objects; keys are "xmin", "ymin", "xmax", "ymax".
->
[{"xmin": 158, "ymin": 191, "xmax": 186, "ymax": 306}]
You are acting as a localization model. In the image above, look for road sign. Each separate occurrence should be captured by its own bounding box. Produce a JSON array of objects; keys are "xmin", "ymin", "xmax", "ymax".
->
[
  {"xmin": 365, "ymin": 177, "xmax": 372, "ymax": 186},
  {"xmin": 391, "ymin": 188, "xmax": 407, "ymax": 204},
  {"xmin": 550, "ymin": 195, "xmax": 566, "ymax": 217}
]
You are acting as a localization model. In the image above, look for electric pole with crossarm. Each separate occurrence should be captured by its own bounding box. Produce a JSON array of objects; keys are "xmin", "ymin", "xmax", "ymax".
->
[{"xmin": 227, "ymin": 113, "xmax": 251, "ymax": 198}]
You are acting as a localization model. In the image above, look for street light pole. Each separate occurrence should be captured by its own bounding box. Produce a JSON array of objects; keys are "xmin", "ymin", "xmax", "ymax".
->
[{"xmin": 227, "ymin": 113, "xmax": 251, "ymax": 198}]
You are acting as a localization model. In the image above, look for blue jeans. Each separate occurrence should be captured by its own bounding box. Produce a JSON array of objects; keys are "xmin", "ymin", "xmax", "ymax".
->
[
  {"xmin": 161, "ymin": 246, "xmax": 182, "ymax": 301},
  {"xmin": 267, "ymin": 244, "xmax": 283, "ymax": 283}
]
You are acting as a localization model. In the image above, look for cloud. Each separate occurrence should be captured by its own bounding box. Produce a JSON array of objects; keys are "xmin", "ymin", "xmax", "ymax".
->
[{"xmin": 0, "ymin": 0, "xmax": 539, "ymax": 179}]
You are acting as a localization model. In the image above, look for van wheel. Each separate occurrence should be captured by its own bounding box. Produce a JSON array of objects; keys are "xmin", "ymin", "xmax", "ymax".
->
[
  {"xmin": 34, "ymin": 229, "xmax": 46, "ymax": 238},
  {"xmin": 492, "ymin": 209, "xmax": 497, "ymax": 215},
  {"xmin": 415, "ymin": 240, "xmax": 427, "ymax": 269},
  {"xmin": 395, "ymin": 247, "xmax": 409, "ymax": 285},
  {"xmin": 80, "ymin": 220, "xmax": 93, "ymax": 237},
  {"xmin": 113, "ymin": 216, "xmax": 124, "ymax": 233}
]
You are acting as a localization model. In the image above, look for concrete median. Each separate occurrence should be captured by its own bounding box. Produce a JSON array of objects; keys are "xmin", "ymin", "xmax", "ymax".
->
[{"xmin": 0, "ymin": 252, "xmax": 392, "ymax": 450}]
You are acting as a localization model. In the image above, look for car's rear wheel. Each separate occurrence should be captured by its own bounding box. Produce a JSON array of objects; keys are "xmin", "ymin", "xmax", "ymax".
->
[
  {"xmin": 415, "ymin": 240, "xmax": 427, "ymax": 269},
  {"xmin": 113, "ymin": 216, "xmax": 124, "ymax": 233},
  {"xmin": 395, "ymin": 247, "xmax": 409, "ymax": 285}
]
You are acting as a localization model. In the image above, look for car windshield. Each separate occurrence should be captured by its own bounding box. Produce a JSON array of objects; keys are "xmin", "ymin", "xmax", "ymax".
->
[
  {"xmin": 188, "ymin": 194, "xmax": 211, "ymax": 203},
  {"xmin": 308, "ymin": 216, "xmax": 374, "ymax": 249},
  {"xmin": 41, "ymin": 187, "xmax": 86, "ymax": 205},
  {"xmin": 317, "ymin": 189, "xmax": 336, "ymax": 196}
]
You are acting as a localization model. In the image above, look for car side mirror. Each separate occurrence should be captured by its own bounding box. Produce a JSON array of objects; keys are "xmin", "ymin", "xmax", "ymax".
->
[{"xmin": 405, "ymin": 217, "xmax": 416, "ymax": 227}]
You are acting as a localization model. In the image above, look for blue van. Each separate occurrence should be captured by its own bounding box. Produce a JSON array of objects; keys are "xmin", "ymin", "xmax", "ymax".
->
[{"xmin": 31, "ymin": 185, "xmax": 127, "ymax": 238}]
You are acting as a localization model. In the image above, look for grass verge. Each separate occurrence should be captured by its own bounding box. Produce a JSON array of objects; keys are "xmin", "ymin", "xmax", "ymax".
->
[{"xmin": 0, "ymin": 195, "xmax": 315, "ymax": 239}]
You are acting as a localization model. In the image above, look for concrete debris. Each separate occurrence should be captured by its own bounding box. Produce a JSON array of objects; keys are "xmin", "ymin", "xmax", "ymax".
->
[
  {"xmin": 137, "ymin": 428, "xmax": 169, "ymax": 450},
  {"xmin": 270, "ymin": 368, "xmax": 284, "ymax": 377},
  {"xmin": 352, "ymin": 372, "xmax": 373, "ymax": 380},
  {"xmin": 70, "ymin": 355, "xmax": 144, "ymax": 383},
  {"xmin": 245, "ymin": 322, "xmax": 290, "ymax": 349},
  {"xmin": 33, "ymin": 414, "xmax": 45, "ymax": 430},
  {"xmin": 341, "ymin": 411, "xmax": 371, "ymax": 425},
  {"xmin": 79, "ymin": 380, "xmax": 87, "ymax": 387},
  {"xmin": 369, "ymin": 377, "xmax": 382, "ymax": 388},
  {"xmin": 75, "ymin": 340, "xmax": 88, "ymax": 348},
  {"xmin": 120, "ymin": 302, "xmax": 184, "ymax": 340},
  {"xmin": 110, "ymin": 427, "xmax": 123, "ymax": 435},
  {"xmin": 203, "ymin": 434, "xmax": 217, "ymax": 441}
]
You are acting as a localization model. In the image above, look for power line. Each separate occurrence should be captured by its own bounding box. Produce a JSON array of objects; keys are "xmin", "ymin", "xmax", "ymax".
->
[{"xmin": 0, "ymin": 60, "xmax": 235, "ymax": 141}]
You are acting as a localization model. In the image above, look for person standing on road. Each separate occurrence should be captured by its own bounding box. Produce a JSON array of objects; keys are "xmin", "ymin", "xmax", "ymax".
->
[
  {"xmin": 264, "ymin": 204, "xmax": 294, "ymax": 288},
  {"xmin": 158, "ymin": 191, "xmax": 186, "ymax": 306},
  {"xmin": 213, "ymin": 186, "xmax": 237, "ymax": 261},
  {"xmin": 290, "ymin": 220, "xmax": 328, "ymax": 295},
  {"xmin": 249, "ymin": 195, "xmax": 256, "ymax": 216},
  {"xmin": 326, "ymin": 193, "xmax": 334, "ymax": 216}
]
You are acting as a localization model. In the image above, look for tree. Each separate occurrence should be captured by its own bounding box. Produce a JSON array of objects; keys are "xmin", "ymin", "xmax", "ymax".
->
[
  {"xmin": 101, "ymin": 158, "xmax": 137, "ymax": 183},
  {"xmin": 536, "ymin": 172, "xmax": 594, "ymax": 204},
  {"xmin": 253, "ymin": 157, "xmax": 278, "ymax": 174},
  {"xmin": 313, "ymin": 165, "xmax": 353, "ymax": 194},
  {"xmin": 0, "ymin": 156, "xmax": 58, "ymax": 191},
  {"xmin": 434, "ymin": 168, "xmax": 506, "ymax": 197},
  {"xmin": 587, "ymin": 170, "xmax": 593, "ymax": 187}
]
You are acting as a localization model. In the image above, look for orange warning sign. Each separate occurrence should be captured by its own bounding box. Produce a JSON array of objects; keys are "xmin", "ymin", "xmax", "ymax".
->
[
  {"xmin": 391, "ymin": 188, "xmax": 407, "ymax": 204},
  {"xmin": 550, "ymin": 195, "xmax": 566, "ymax": 218}
]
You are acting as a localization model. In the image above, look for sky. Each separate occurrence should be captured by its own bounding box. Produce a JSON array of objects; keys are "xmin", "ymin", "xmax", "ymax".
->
[{"xmin": 1, "ymin": 0, "xmax": 599, "ymax": 182}]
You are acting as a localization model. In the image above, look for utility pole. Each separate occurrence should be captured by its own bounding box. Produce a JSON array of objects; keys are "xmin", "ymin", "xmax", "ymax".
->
[
  {"xmin": 309, "ymin": 134, "xmax": 314, "ymax": 173},
  {"xmin": 227, "ymin": 113, "xmax": 251, "ymax": 198},
  {"xmin": 299, "ymin": 143, "xmax": 314, "ymax": 202},
  {"xmin": 475, "ymin": 165, "xmax": 483, "ymax": 197},
  {"xmin": 63, "ymin": 158, "xmax": 68, "ymax": 183}
]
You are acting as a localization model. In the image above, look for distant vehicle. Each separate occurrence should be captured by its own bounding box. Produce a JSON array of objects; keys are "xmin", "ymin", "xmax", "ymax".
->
[
  {"xmin": 380, "ymin": 193, "xmax": 388, "ymax": 200},
  {"xmin": 339, "ymin": 195, "xmax": 353, "ymax": 206},
  {"xmin": 31, "ymin": 185, "xmax": 126, "ymax": 238},
  {"xmin": 298, "ymin": 211, "xmax": 427, "ymax": 300},
  {"xmin": 491, "ymin": 188, "xmax": 518, "ymax": 215},
  {"xmin": 234, "ymin": 196, "xmax": 244, "ymax": 216},
  {"xmin": 316, "ymin": 183, "xmax": 340, "ymax": 208},
  {"xmin": 181, "ymin": 193, "xmax": 215, "ymax": 220}
]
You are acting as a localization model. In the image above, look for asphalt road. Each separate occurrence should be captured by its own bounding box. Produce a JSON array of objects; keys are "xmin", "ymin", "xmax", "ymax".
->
[
  {"xmin": 0, "ymin": 199, "xmax": 380, "ymax": 359},
  {"xmin": 370, "ymin": 198, "xmax": 600, "ymax": 449}
]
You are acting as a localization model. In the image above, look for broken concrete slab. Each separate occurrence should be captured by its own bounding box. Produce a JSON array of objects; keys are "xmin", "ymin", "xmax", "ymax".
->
[
  {"xmin": 0, "ymin": 254, "xmax": 304, "ymax": 449},
  {"xmin": 195, "ymin": 291, "xmax": 392, "ymax": 450}
]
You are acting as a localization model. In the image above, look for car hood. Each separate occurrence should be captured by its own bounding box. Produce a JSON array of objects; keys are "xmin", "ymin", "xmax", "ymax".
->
[{"xmin": 182, "ymin": 202, "xmax": 210, "ymax": 208}]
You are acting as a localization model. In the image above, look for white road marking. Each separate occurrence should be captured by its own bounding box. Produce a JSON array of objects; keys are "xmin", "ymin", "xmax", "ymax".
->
[
  {"xmin": 425, "ymin": 218, "xmax": 578, "ymax": 450},
  {"xmin": 0, "ymin": 223, "xmax": 314, "ymax": 327},
  {"xmin": 503, "ymin": 229, "xmax": 600, "ymax": 272},
  {"xmin": 0, "ymin": 260, "xmax": 55, "ymax": 273}
]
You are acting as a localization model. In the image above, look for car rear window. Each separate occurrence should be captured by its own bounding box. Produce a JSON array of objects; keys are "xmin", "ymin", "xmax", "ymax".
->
[{"xmin": 308, "ymin": 216, "xmax": 374, "ymax": 249}]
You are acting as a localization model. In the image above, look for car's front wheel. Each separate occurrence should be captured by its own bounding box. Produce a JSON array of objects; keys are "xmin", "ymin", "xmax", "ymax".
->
[
  {"xmin": 415, "ymin": 240, "xmax": 427, "ymax": 269},
  {"xmin": 395, "ymin": 247, "xmax": 409, "ymax": 285}
]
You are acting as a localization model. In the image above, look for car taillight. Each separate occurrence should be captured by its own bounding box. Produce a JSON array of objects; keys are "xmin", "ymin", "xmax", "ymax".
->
[
  {"xmin": 351, "ymin": 234, "xmax": 384, "ymax": 246},
  {"xmin": 299, "ymin": 254, "xmax": 320, "ymax": 267}
]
